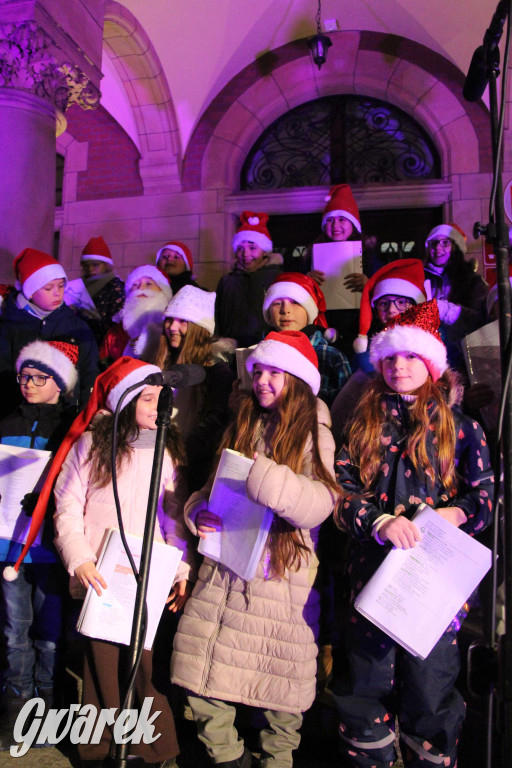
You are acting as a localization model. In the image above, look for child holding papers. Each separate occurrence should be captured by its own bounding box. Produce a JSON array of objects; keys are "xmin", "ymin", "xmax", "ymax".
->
[
  {"xmin": 50, "ymin": 358, "xmax": 193, "ymax": 766},
  {"xmin": 171, "ymin": 330, "xmax": 339, "ymax": 768},
  {"xmin": 333, "ymin": 300, "xmax": 494, "ymax": 768},
  {"xmin": 0, "ymin": 340, "xmax": 78, "ymax": 749}
]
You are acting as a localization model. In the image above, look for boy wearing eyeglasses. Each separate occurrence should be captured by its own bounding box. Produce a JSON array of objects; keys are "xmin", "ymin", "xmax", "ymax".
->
[{"xmin": 0, "ymin": 340, "xmax": 78, "ymax": 750}]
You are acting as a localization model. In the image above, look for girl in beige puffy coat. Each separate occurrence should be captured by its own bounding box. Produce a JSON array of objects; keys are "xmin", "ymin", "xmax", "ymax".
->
[{"xmin": 171, "ymin": 331, "xmax": 339, "ymax": 768}]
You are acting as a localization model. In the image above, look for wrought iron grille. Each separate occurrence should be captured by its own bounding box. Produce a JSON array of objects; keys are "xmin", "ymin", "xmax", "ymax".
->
[{"xmin": 241, "ymin": 95, "xmax": 440, "ymax": 190}]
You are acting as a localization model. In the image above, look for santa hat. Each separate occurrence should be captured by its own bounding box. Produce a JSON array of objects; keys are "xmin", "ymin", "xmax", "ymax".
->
[
  {"xmin": 369, "ymin": 299, "xmax": 447, "ymax": 382},
  {"xmin": 155, "ymin": 241, "xmax": 194, "ymax": 273},
  {"xmin": 125, "ymin": 265, "xmax": 173, "ymax": 301},
  {"xmin": 3, "ymin": 357, "xmax": 161, "ymax": 582},
  {"xmin": 246, "ymin": 330, "xmax": 320, "ymax": 395},
  {"xmin": 262, "ymin": 272, "xmax": 328, "ymax": 329},
  {"xmin": 321, "ymin": 185, "xmax": 361, "ymax": 234},
  {"xmin": 16, "ymin": 340, "xmax": 79, "ymax": 395},
  {"xmin": 425, "ymin": 223, "xmax": 467, "ymax": 254},
  {"xmin": 354, "ymin": 258, "xmax": 427, "ymax": 354},
  {"xmin": 232, "ymin": 211, "xmax": 272, "ymax": 253},
  {"xmin": 164, "ymin": 285, "xmax": 216, "ymax": 336},
  {"xmin": 81, "ymin": 236, "xmax": 113, "ymax": 266},
  {"xmin": 14, "ymin": 248, "xmax": 67, "ymax": 300}
]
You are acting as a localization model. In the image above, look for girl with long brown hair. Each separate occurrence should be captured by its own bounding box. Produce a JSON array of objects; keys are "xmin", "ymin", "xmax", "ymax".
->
[
  {"xmin": 333, "ymin": 300, "xmax": 494, "ymax": 768},
  {"xmin": 171, "ymin": 330, "xmax": 339, "ymax": 768},
  {"xmin": 155, "ymin": 285, "xmax": 235, "ymax": 491}
]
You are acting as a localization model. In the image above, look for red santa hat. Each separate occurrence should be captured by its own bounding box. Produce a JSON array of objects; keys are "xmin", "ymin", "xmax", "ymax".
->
[
  {"xmin": 16, "ymin": 340, "xmax": 79, "ymax": 395},
  {"xmin": 246, "ymin": 330, "xmax": 321, "ymax": 395},
  {"xmin": 155, "ymin": 241, "xmax": 194, "ymax": 273},
  {"xmin": 354, "ymin": 258, "xmax": 428, "ymax": 354},
  {"xmin": 369, "ymin": 299, "xmax": 447, "ymax": 382},
  {"xmin": 321, "ymin": 184, "xmax": 361, "ymax": 234},
  {"xmin": 125, "ymin": 265, "xmax": 173, "ymax": 301},
  {"xmin": 81, "ymin": 236, "xmax": 113, "ymax": 266},
  {"xmin": 262, "ymin": 272, "xmax": 328, "ymax": 329},
  {"xmin": 425, "ymin": 223, "xmax": 467, "ymax": 254},
  {"xmin": 3, "ymin": 357, "xmax": 161, "ymax": 582},
  {"xmin": 164, "ymin": 285, "xmax": 216, "ymax": 336},
  {"xmin": 232, "ymin": 211, "xmax": 273, "ymax": 253},
  {"xmin": 14, "ymin": 248, "xmax": 67, "ymax": 300}
]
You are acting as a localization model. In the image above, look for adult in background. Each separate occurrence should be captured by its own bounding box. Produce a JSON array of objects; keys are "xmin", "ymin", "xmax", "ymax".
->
[
  {"xmin": 0, "ymin": 248, "xmax": 99, "ymax": 418},
  {"xmin": 156, "ymin": 240, "xmax": 199, "ymax": 293},
  {"xmin": 100, "ymin": 264, "xmax": 172, "ymax": 365},
  {"xmin": 64, "ymin": 236, "xmax": 125, "ymax": 346},
  {"xmin": 215, "ymin": 211, "xmax": 283, "ymax": 348},
  {"xmin": 423, "ymin": 223, "xmax": 489, "ymax": 365}
]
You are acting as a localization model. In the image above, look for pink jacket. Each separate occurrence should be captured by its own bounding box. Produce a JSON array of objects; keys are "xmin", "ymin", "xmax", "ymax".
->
[{"xmin": 53, "ymin": 431, "xmax": 193, "ymax": 597}]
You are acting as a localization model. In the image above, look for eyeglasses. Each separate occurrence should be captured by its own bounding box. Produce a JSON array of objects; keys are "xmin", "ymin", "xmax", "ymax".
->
[
  {"xmin": 429, "ymin": 238, "xmax": 452, "ymax": 249},
  {"xmin": 17, "ymin": 373, "xmax": 54, "ymax": 387},
  {"xmin": 375, "ymin": 297, "xmax": 414, "ymax": 312}
]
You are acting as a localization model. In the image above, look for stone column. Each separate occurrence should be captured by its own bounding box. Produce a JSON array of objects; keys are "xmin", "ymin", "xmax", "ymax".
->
[{"xmin": 0, "ymin": 18, "xmax": 101, "ymax": 275}]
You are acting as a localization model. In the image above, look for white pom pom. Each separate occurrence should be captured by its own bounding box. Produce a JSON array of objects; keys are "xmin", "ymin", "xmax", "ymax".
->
[
  {"xmin": 3, "ymin": 565, "xmax": 19, "ymax": 582},
  {"xmin": 247, "ymin": 216, "xmax": 259, "ymax": 226},
  {"xmin": 324, "ymin": 195, "xmax": 332, "ymax": 202},
  {"xmin": 353, "ymin": 335, "xmax": 368, "ymax": 354},
  {"xmin": 324, "ymin": 327, "xmax": 338, "ymax": 344}
]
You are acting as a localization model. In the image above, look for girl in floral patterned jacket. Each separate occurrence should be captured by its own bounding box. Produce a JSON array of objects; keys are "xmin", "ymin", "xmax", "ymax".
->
[{"xmin": 334, "ymin": 299, "xmax": 494, "ymax": 768}]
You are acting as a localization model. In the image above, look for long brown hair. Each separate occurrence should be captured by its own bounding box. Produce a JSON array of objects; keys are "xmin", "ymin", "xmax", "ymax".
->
[
  {"xmin": 345, "ymin": 369, "xmax": 461, "ymax": 494},
  {"xmin": 87, "ymin": 395, "xmax": 186, "ymax": 488},
  {"xmin": 154, "ymin": 320, "xmax": 213, "ymax": 368},
  {"xmin": 219, "ymin": 373, "xmax": 339, "ymax": 578}
]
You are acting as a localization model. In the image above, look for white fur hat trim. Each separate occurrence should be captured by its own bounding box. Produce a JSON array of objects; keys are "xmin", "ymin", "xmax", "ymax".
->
[
  {"xmin": 106, "ymin": 364, "xmax": 161, "ymax": 413},
  {"xmin": 16, "ymin": 340, "xmax": 78, "ymax": 394},
  {"xmin": 321, "ymin": 209, "xmax": 362, "ymax": 233},
  {"xmin": 232, "ymin": 230, "xmax": 272, "ymax": 253},
  {"xmin": 262, "ymin": 282, "xmax": 318, "ymax": 325},
  {"xmin": 21, "ymin": 263, "xmax": 67, "ymax": 300},
  {"xmin": 371, "ymin": 278, "xmax": 427, "ymax": 306},
  {"xmin": 246, "ymin": 338, "xmax": 320, "ymax": 395},
  {"xmin": 164, "ymin": 286, "xmax": 216, "ymax": 336},
  {"xmin": 369, "ymin": 325, "xmax": 447, "ymax": 381},
  {"xmin": 125, "ymin": 265, "xmax": 172, "ymax": 301}
]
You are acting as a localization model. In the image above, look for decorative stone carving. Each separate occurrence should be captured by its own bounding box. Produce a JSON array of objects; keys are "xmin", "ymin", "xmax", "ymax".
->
[{"xmin": 0, "ymin": 20, "xmax": 100, "ymax": 111}]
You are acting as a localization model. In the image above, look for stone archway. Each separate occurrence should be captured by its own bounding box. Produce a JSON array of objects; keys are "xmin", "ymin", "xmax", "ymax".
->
[
  {"xmin": 103, "ymin": 0, "xmax": 182, "ymax": 193},
  {"xmin": 184, "ymin": 31, "xmax": 491, "ymax": 193}
]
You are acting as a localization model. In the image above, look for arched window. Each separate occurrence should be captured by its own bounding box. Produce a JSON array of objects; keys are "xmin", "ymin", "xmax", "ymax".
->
[{"xmin": 241, "ymin": 95, "xmax": 440, "ymax": 190}]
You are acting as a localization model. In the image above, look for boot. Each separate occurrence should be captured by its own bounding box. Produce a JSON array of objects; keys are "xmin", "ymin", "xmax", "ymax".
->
[
  {"xmin": 0, "ymin": 686, "xmax": 32, "ymax": 751},
  {"xmin": 214, "ymin": 746, "xmax": 254, "ymax": 768}
]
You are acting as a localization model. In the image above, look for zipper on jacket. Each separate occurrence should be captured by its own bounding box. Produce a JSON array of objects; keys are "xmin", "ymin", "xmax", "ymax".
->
[{"xmin": 199, "ymin": 568, "xmax": 231, "ymax": 695}]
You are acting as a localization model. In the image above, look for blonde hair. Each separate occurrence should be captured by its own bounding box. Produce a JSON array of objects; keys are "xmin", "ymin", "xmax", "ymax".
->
[{"xmin": 343, "ymin": 370, "xmax": 460, "ymax": 495}]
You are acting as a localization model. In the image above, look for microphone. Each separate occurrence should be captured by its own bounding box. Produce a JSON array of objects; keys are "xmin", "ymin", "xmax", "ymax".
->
[
  {"xmin": 463, "ymin": 46, "xmax": 488, "ymax": 102},
  {"xmin": 143, "ymin": 364, "xmax": 206, "ymax": 388},
  {"xmin": 463, "ymin": 0, "xmax": 509, "ymax": 102}
]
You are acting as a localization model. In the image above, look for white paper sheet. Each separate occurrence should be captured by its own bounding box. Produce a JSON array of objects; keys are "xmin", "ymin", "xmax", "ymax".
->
[
  {"xmin": 312, "ymin": 241, "xmax": 363, "ymax": 310},
  {"xmin": 0, "ymin": 444, "xmax": 52, "ymax": 545},
  {"xmin": 198, "ymin": 448, "xmax": 273, "ymax": 581},
  {"xmin": 77, "ymin": 529, "xmax": 183, "ymax": 650},
  {"xmin": 355, "ymin": 504, "xmax": 492, "ymax": 659}
]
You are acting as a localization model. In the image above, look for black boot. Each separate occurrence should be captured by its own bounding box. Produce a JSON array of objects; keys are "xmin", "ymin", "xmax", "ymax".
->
[
  {"xmin": 0, "ymin": 686, "xmax": 32, "ymax": 751},
  {"xmin": 214, "ymin": 746, "xmax": 254, "ymax": 768}
]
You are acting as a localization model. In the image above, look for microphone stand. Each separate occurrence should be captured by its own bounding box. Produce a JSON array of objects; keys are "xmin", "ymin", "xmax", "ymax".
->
[
  {"xmin": 111, "ymin": 384, "xmax": 175, "ymax": 768},
  {"xmin": 466, "ymin": 3, "xmax": 512, "ymax": 766}
]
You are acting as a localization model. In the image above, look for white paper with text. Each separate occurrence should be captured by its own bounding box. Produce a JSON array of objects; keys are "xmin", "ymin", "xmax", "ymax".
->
[
  {"xmin": 198, "ymin": 448, "xmax": 273, "ymax": 581},
  {"xmin": 0, "ymin": 444, "xmax": 52, "ymax": 545},
  {"xmin": 77, "ymin": 529, "xmax": 182, "ymax": 650},
  {"xmin": 355, "ymin": 503, "xmax": 492, "ymax": 659}
]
